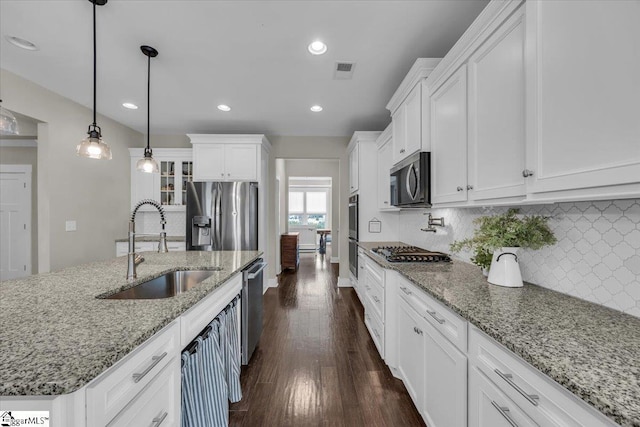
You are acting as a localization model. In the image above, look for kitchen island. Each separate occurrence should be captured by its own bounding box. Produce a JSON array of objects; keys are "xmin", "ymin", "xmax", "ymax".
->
[
  {"xmin": 357, "ymin": 241, "xmax": 640, "ymax": 427},
  {"xmin": 0, "ymin": 250, "xmax": 261, "ymax": 425}
]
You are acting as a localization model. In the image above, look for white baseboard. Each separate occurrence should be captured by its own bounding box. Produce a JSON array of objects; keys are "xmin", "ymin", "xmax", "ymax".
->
[
  {"xmin": 330, "ymin": 257, "xmax": 339, "ymax": 263},
  {"xmin": 338, "ymin": 277, "xmax": 352, "ymax": 287},
  {"xmin": 268, "ymin": 278, "xmax": 278, "ymax": 288}
]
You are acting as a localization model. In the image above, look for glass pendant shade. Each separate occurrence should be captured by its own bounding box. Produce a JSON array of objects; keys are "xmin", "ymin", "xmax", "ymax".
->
[
  {"xmin": 136, "ymin": 149, "xmax": 159, "ymax": 173},
  {"xmin": 0, "ymin": 104, "xmax": 20, "ymax": 136},
  {"xmin": 76, "ymin": 136, "xmax": 112, "ymax": 160}
]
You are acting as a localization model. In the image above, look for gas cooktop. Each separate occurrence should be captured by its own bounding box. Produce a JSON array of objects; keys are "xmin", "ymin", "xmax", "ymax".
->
[{"xmin": 371, "ymin": 245, "xmax": 451, "ymax": 263}]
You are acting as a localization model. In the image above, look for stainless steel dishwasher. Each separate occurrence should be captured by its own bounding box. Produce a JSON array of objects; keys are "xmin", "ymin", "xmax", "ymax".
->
[{"xmin": 242, "ymin": 258, "xmax": 266, "ymax": 365}]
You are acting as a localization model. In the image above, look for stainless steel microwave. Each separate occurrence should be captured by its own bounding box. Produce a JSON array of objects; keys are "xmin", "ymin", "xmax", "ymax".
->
[{"xmin": 390, "ymin": 152, "xmax": 431, "ymax": 207}]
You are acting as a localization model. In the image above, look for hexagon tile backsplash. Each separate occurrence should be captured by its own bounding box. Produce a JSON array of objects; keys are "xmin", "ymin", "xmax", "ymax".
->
[{"xmin": 397, "ymin": 199, "xmax": 640, "ymax": 318}]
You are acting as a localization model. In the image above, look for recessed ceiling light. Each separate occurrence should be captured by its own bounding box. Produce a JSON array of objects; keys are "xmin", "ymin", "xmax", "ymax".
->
[
  {"xmin": 5, "ymin": 35, "xmax": 38, "ymax": 51},
  {"xmin": 308, "ymin": 40, "xmax": 327, "ymax": 55},
  {"xmin": 122, "ymin": 102, "xmax": 138, "ymax": 110},
  {"xmin": 310, "ymin": 105, "xmax": 323, "ymax": 112},
  {"xmin": 217, "ymin": 104, "xmax": 231, "ymax": 112}
]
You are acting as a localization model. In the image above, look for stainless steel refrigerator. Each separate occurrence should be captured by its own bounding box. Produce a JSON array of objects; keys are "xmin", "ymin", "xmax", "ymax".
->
[
  {"xmin": 185, "ymin": 181, "xmax": 263, "ymax": 364},
  {"xmin": 186, "ymin": 181, "xmax": 258, "ymax": 251}
]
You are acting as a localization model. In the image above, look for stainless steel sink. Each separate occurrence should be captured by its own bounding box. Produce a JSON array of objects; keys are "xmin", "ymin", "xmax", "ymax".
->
[{"xmin": 104, "ymin": 269, "xmax": 220, "ymax": 299}]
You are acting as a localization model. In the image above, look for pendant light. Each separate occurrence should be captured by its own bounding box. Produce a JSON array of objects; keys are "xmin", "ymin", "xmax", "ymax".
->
[
  {"xmin": 136, "ymin": 45, "xmax": 159, "ymax": 173},
  {"xmin": 76, "ymin": 0, "xmax": 111, "ymax": 160},
  {"xmin": 0, "ymin": 100, "xmax": 20, "ymax": 136}
]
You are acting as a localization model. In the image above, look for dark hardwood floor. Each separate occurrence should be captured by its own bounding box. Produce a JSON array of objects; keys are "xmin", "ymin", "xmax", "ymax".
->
[{"xmin": 230, "ymin": 247, "xmax": 425, "ymax": 426}]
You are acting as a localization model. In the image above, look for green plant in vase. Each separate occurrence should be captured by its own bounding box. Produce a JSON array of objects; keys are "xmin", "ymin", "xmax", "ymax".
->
[{"xmin": 450, "ymin": 209, "xmax": 557, "ymax": 285}]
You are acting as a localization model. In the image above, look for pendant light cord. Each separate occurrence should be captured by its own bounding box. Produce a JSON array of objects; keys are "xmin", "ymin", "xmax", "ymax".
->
[
  {"xmin": 147, "ymin": 54, "xmax": 151, "ymax": 151},
  {"xmin": 92, "ymin": 0, "xmax": 97, "ymax": 127}
]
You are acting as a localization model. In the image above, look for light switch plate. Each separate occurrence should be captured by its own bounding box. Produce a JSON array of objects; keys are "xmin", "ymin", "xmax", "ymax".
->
[{"xmin": 65, "ymin": 220, "xmax": 77, "ymax": 232}]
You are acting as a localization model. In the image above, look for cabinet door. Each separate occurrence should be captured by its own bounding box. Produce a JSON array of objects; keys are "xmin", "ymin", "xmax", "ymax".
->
[
  {"xmin": 349, "ymin": 144, "xmax": 359, "ymax": 193},
  {"xmin": 377, "ymin": 140, "xmax": 394, "ymax": 209},
  {"xmin": 422, "ymin": 320, "xmax": 467, "ymax": 427},
  {"xmin": 469, "ymin": 367, "xmax": 537, "ymax": 427},
  {"xmin": 193, "ymin": 144, "xmax": 225, "ymax": 181},
  {"xmin": 397, "ymin": 297, "xmax": 426, "ymax": 412},
  {"xmin": 404, "ymin": 83, "xmax": 422, "ymax": 157},
  {"xmin": 431, "ymin": 65, "xmax": 468, "ymax": 204},
  {"xmin": 468, "ymin": 7, "xmax": 526, "ymax": 201},
  {"xmin": 392, "ymin": 107, "xmax": 407, "ymax": 165},
  {"xmin": 225, "ymin": 144, "xmax": 258, "ymax": 181},
  {"xmin": 525, "ymin": 1, "xmax": 640, "ymax": 194}
]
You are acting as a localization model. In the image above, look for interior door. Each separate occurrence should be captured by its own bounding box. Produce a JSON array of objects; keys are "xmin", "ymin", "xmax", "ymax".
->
[{"xmin": 0, "ymin": 167, "xmax": 31, "ymax": 281}]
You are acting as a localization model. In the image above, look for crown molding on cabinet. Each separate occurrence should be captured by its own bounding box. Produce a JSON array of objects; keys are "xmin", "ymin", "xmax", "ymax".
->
[
  {"xmin": 386, "ymin": 58, "xmax": 442, "ymax": 115},
  {"xmin": 348, "ymin": 131, "xmax": 382, "ymax": 151},
  {"xmin": 187, "ymin": 134, "xmax": 272, "ymax": 151},
  {"xmin": 375, "ymin": 123, "xmax": 392, "ymax": 148}
]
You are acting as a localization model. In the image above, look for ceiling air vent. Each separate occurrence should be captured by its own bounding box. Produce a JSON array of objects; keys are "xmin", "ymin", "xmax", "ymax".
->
[{"xmin": 333, "ymin": 61, "xmax": 356, "ymax": 80}]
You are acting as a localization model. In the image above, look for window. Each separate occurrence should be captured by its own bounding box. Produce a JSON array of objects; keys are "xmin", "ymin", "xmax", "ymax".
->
[{"xmin": 288, "ymin": 188, "xmax": 330, "ymax": 229}]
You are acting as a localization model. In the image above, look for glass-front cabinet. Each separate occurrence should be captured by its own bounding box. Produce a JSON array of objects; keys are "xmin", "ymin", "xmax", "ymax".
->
[{"xmin": 129, "ymin": 148, "xmax": 193, "ymax": 211}]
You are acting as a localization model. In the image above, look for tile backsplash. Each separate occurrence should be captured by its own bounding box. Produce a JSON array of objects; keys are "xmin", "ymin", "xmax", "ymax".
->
[
  {"xmin": 138, "ymin": 211, "xmax": 186, "ymax": 236},
  {"xmin": 397, "ymin": 199, "xmax": 640, "ymax": 318}
]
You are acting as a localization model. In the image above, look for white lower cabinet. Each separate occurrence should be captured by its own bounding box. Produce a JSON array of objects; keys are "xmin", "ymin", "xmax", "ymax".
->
[
  {"xmin": 87, "ymin": 321, "xmax": 180, "ymax": 425},
  {"xmin": 397, "ymin": 296, "xmax": 427, "ymax": 407},
  {"xmin": 107, "ymin": 358, "xmax": 180, "ymax": 427},
  {"xmin": 469, "ymin": 366, "xmax": 537, "ymax": 427},
  {"xmin": 423, "ymin": 318, "xmax": 467, "ymax": 427}
]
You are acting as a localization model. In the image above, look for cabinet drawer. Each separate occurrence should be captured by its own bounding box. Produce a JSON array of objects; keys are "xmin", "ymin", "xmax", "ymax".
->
[
  {"xmin": 87, "ymin": 321, "xmax": 179, "ymax": 425},
  {"xmin": 364, "ymin": 307, "xmax": 385, "ymax": 357},
  {"xmin": 365, "ymin": 278, "xmax": 384, "ymax": 321},
  {"xmin": 107, "ymin": 358, "xmax": 180, "ymax": 427},
  {"xmin": 181, "ymin": 272, "xmax": 242, "ymax": 347},
  {"xmin": 166, "ymin": 242, "xmax": 185, "ymax": 251},
  {"xmin": 469, "ymin": 328, "xmax": 616, "ymax": 427},
  {"xmin": 469, "ymin": 365, "xmax": 537, "ymax": 427},
  {"xmin": 398, "ymin": 277, "xmax": 467, "ymax": 353},
  {"xmin": 366, "ymin": 261, "xmax": 384, "ymax": 288}
]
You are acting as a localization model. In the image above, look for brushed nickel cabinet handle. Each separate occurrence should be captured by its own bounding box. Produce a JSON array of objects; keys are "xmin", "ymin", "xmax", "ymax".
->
[
  {"xmin": 491, "ymin": 401, "xmax": 519, "ymax": 427},
  {"xmin": 456, "ymin": 186, "xmax": 464, "ymax": 192},
  {"xmin": 494, "ymin": 369, "xmax": 540, "ymax": 406},
  {"xmin": 372, "ymin": 295, "xmax": 380, "ymax": 303},
  {"xmin": 399, "ymin": 286, "xmax": 412, "ymax": 295},
  {"xmin": 467, "ymin": 185, "xmax": 474, "ymax": 190},
  {"xmin": 152, "ymin": 412, "xmax": 168, "ymax": 427},
  {"xmin": 426, "ymin": 310, "xmax": 445, "ymax": 324},
  {"xmin": 132, "ymin": 352, "xmax": 167, "ymax": 383},
  {"xmin": 400, "ymin": 148, "xmax": 405, "ymax": 153},
  {"xmin": 522, "ymin": 169, "xmax": 534, "ymax": 178}
]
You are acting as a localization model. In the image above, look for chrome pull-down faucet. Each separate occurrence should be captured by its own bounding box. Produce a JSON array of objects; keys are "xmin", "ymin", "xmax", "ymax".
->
[{"xmin": 127, "ymin": 199, "xmax": 168, "ymax": 280}]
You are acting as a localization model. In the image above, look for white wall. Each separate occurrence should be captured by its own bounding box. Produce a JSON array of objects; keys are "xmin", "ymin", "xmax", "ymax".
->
[
  {"xmin": 267, "ymin": 136, "xmax": 350, "ymax": 284},
  {"xmin": 1, "ymin": 69, "xmax": 144, "ymax": 271},
  {"xmin": 396, "ymin": 200, "xmax": 640, "ymax": 318}
]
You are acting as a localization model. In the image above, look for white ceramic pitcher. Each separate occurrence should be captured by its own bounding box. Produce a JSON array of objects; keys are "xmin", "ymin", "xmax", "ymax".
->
[{"xmin": 487, "ymin": 247, "xmax": 523, "ymax": 288}]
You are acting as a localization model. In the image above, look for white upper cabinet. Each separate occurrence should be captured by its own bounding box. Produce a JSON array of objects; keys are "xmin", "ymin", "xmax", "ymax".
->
[
  {"xmin": 349, "ymin": 142, "xmax": 359, "ymax": 194},
  {"xmin": 525, "ymin": 0, "xmax": 640, "ymax": 200},
  {"xmin": 430, "ymin": 65, "xmax": 468, "ymax": 205},
  {"xmin": 467, "ymin": 6, "xmax": 526, "ymax": 202},
  {"xmin": 387, "ymin": 58, "xmax": 441, "ymax": 165},
  {"xmin": 129, "ymin": 148, "xmax": 193, "ymax": 211},
  {"xmin": 376, "ymin": 125, "xmax": 397, "ymax": 211},
  {"xmin": 392, "ymin": 83, "xmax": 422, "ymax": 164},
  {"xmin": 188, "ymin": 134, "xmax": 268, "ymax": 182}
]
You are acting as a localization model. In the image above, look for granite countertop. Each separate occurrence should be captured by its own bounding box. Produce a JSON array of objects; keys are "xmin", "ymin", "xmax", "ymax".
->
[
  {"xmin": 115, "ymin": 235, "xmax": 185, "ymax": 242},
  {"xmin": 358, "ymin": 241, "xmax": 640, "ymax": 427},
  {"xmin": 0, "ymin": 250, "xmax": 261, "ymax": 396}
]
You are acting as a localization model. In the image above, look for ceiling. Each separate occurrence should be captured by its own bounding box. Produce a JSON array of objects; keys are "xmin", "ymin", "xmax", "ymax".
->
[{"xmin": 0, "ymin": 0, "xmax": 488, "ymax": 137}]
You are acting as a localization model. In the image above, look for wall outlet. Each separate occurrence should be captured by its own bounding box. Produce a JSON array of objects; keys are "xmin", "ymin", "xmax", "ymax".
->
[{"xmin": 65, "ymin": 220, "xmax": 77, "ymax": 232}]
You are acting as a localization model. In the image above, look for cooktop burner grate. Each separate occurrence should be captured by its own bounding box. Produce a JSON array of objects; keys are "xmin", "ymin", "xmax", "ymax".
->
[{"xmin": 371, "ymin": 245, "xmax": 451, "ymax": 263}]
